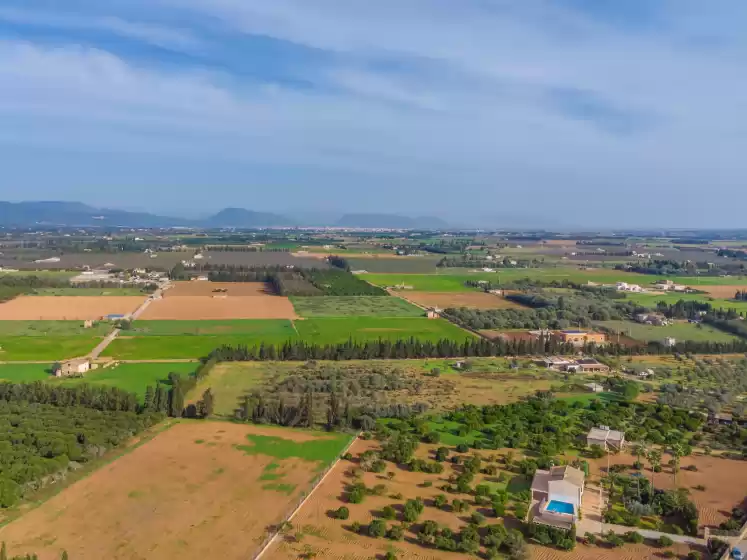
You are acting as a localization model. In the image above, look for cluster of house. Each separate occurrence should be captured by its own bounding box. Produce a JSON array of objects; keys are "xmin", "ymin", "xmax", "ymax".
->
[
  {"xmin": 528, "ymin": 329, "xmax": 608, "ymax": 347},
  {"xmin": 529, "ymin": 426, "xmax": 625, "ymax": 529},
  {"xmin": 587, "ymin": 278, "xmax": 690, "ymax": 294},
  {"xmin": 537, "ymin": 356, "xmax": 610, "ymax": 373}
]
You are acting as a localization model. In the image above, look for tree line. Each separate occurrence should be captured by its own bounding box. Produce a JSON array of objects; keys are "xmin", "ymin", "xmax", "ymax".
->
[{"xmin": 142, "ymin": 358, "xmax": 218, "ymax": 419}]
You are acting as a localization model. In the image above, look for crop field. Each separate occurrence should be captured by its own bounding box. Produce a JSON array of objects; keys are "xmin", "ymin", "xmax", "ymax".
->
[
  {"xmin": 0, "ymin": 422, "xmax": 351, "ymax": 560},
  {"xmin": 695, "ymin": 284, "xmax": 747, "ymax": 298},
  {"xmin": 400, "ymin": 291, "xmax": 527, "ymax": 309},
  {"xmin": 0, "ymin": 363, "xmax": 52, "ymax": 382},
  {"xmin": 0, "ymin": 269, "xmax": 76, "ymax": 278},
  {"xmin": 165, "ymin": 281, "xmax": 272, "ymax": 297},
  {"xmin": 623, "ymin": 291, "xmax": 747, "ymax": 313},
  {"xmin": 290, "ymin": 296, "xmax": 423, "ymax": 317},
  {"xmin": 665, "ymin": 275, "xmax": 747, "ymax": 286},
  {"xmin": 0, "ymin": 295, "xmax": 146, "ymax": 320},
  {"xmin": 202, "ymin": 251, "xmax": 329, "ymax": 269},
  {"xmin": 31, "ymin": 287, "xmax": 150, "ymax": 296},
  {"xmin": 139, "ymin": 295, "xmax": 298, "ymax": 320},
  {"xmin": 347, "ymin": 256, "xmax": 443, "ymax": 273},
  {"xmin": 103, "ymin": 320, "xmax": 298, "ymax": 359},
  {"xmin": 595, "ymin": 320, "xmax": 740, "ymax": 343},
  {"xmin": 0, "ymin": 336, "xmax": 102, "ymax": 360},
  {"xmin": 0, "ymin": 252, "xmax": 190, "ymax": 271},
  {"xmin": 363, "ymin": 268, "xmax": 652, "ymax": 292},
  {"xmin": 294, "ymin": 317, "xmax": 475, "ymax": 344},
  {"xmin": 0, "ymin": 320, "xmax": 112, "ymax": 336}
]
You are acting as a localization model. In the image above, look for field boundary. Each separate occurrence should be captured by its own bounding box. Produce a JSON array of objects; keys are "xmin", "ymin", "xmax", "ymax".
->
[{"xmin": 252, "ymin": 432, "xmax": 359, "ymax": 560}]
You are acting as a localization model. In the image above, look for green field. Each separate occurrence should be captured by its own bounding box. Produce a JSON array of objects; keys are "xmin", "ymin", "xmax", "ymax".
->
[
  {"xmin": 362, "ymin": 268, "xmax": 653, "ymax": 292},
  {"xmin": 0, "ymin": 270, "xmax": 76, "ymax": 279},
  {"xmin": 124, "ymin": 319, "xmax": 297, "ymax": 337},
  {"xmin": 0, "ymin": 336, "xmax": 102, "ymax": 360},
  {"xmin": 0, "ymin": 363, "xmax": 53, "ymax": 382},
  {"xmin": 623, "ymin": 292, "xmax": 747, "ymax": 313},
  {"xmin": 236, "ymin": 431, "xmax": 352, "ymax": 466},
  {"xmin": 346, "ymin": 257, "xmax": 442, "ymax": 273},
  {"xmin": 103, "ymin": 317, "xmax": 474, "ymax": 359},
  {"xmin": 595, "ymin": 320, "xmax": 741, "ymax": 343},
  {"xmin": 189, "ymin": 362, "xmax": 273, "ymax": 416},
  {"xmin": 31, "ymin": 287, "xmax": 149, "ymax": 296},
  {"xmin": 59, "ymin": 362, "xmax": 196, "ymax": 400},
  {"xmin": 666, "ymin": 275, "xmax": 747, "ymax": 286},
  {"xmin": 294, "ymin": 317, "xmax": 474, "ymax": 345},
  {"xmin": 0, "ymin": 320, "xmax": 112, "ymax": 337},
  {"xmin": 290, "ymin": 296, "xmax": 423, "ymax": 317}
]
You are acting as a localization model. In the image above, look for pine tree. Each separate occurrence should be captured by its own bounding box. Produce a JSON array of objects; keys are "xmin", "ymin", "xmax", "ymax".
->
[
  {"xmin": 143, "ymin": 386, "xmax": 154, "ymax": 412},
  {"xmin": 202, "ymin": 389, "xmax": 215, "ymax": 417},
  {"xmin": 169, "ymin": 385, "xmax": 185, "ymax": 418},
  {"xmin": 1, "ymin": 541, "xmax": 7, "ymax": 560}
]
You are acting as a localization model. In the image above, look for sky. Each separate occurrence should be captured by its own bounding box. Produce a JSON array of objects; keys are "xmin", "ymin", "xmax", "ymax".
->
[{"xmin": 1, "ymin": 0, "xmax": 746, "ymax": 228}]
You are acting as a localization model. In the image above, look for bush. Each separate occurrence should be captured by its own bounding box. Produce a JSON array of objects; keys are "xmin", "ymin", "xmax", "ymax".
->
[
  {"xmin": 493, "ymin": 503, "xmax": 506, "ymax": 517},
  {"xmin": 348, "ymin": 486, "xmax": 365, "ymax": 504},
  {"xmin": 658, "ymin": 535, "xmax": 674, "ymax": 547},
  {"xmin": 606, "ymin": 532, "xmax": 624, "ymax": 547},
  {"xmin": 382, "ymin": 505, "xmax": 396, "ymax": 520},
  {"xmin": 385, "ymin": 551, "xmax": 397, "ymax": 560},
  {"xmin": 334, "ymin": 506, "xmax": 350, "ymax": 520},
  {"xmin": 456, "ymin": 443, "xmax": 469, "ymax": 453},
  {"xmin": 433, "ymin": 494, "xmax": 447, "ymax": 508},
  {"xmin": 351, "ymin": 521, "xmax": 362, "ymax": 533},
  {"xmin": 387, "ymin": 524, "xmax": 405, "ymax": 541},
  {"xmin": 403, "ymin": 498, "xmax": 425, "ymax": 522},
  {"xmin": 583, "ymin": 532, "xmax": 597, "ymax": 545},
  {"xmin": 435, "ymin": 447, "xmax": 449, "ymax": 461},
  {"xmin": 513, "ymin": 503, "xmax": 528, "ymax": 520},
  {"xmin": 686, "ymin": 552, "xmax": 701, "ymax": 560},
  {"xmin": 625, "ymin": 531, "xmax": 644, "ymax": 544},
  {"xmin": 471, "ymin": 512, "xmax": 486, "ymax": 526},
  {"xmin": 368, "ymin": 519, "xmax": 387, "ymax": 538}
]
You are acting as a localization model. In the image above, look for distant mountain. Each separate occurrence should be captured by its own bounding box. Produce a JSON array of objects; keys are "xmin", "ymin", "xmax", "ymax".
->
[
  {"xmin": 0, "ymin": 201, "xmax": 190, "ymax": 228},
  {"xmin": 203, "ymin": 207, "xmax": 292, "ymax": 228},
  {"xmin": 336, "ymin": 213, "xmax": 449, "ymax": 229}
]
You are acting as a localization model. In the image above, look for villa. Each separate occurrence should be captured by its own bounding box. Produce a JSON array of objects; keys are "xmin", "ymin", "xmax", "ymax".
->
[{"xmin": 529, "ymin": 465, "xmax": 585, "ymax": 530}]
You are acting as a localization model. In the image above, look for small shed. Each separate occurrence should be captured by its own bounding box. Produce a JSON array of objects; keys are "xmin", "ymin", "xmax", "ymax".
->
[{"xmin": 54, "ymin": 358, "xmax": 91, "ymax": 378}]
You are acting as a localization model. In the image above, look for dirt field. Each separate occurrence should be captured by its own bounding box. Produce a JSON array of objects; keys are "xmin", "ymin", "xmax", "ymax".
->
[
  {"xmin": 165, "ymin": 281, "xmax": 272, "ymax": 297},
  {"xmin": 530, "ymin": 541, "xmax": 694, "ymax": 560},
  {"xmin": 587, "ymin": 451, "xmax": 747, "ymax": 528},
  {"xmin": 0, "ymin": 295, "xmax": 145, "ymax": 320},
  {"xmin": 139, "ymin": 295, "xmax": 298, "ymax": 319},
  {"xmin": 401, "ymin": 291, "xmax": 526, "ymax": 310},
  {"xmin": 0, "ymin": 422, "xmax": 345, "ymax": 560},
  {"xmin": 697, "ymin": 285, "xmax": 747, "ymax": 298}
]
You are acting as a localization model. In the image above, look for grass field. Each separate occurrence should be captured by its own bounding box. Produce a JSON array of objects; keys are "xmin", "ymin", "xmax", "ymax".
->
[
  {"xmin": 0, "ymin": 363, "xmax": 52, "ymax": 382},
  {"xmin": 104, "ymin": 317, "xmax": 474, "ymax": 359},
  {"xmin": 347, "ymin": 256, "xmax": 443, "ymax": 273},
  {"xmin": 0, "ymin": 270, "xmax": 76, "ymax": 278},
  {"xmin": 0, "ymin": 320, "xmax": 112, "ymax": 336},
  {"xmin": 294, "ymin": 317, "xmax": 475, "ymax": 344},
  {"xmin": 31, "ymin": 287, "xmax": 149, "ymax": 296},
  {"xmin": 624, "ymin": 291, "xmax": 747, "ymax": 313},
  {"xmin": 0, "ymin": 336, "xmax": 101, "ymax": 360},
  {"xmin": 59, "ymin": 362, "xmax": 196, "ymax": 400},
  {"xmin": 595, "ymin": 320, "xmax": 741, "ymax": 343},
  {"xmin": 289, "ymin": 296, "xmax": 423, "ymax": 317},
  {"xmin": 362, "ymin": 268, "xmax": 653, "ymax": 292}
]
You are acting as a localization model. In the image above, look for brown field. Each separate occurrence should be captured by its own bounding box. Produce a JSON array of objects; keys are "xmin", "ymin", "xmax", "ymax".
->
[
  {"xmin": 0, "ymin": 422, "xmax": 336, "ymax": 560},
  {"xmin": 530, "ymin": 541, "xmax": 695, "ymax": 560},
  {"xmin": 402, "ymin": 291, "xmax": 526, "ymax": 310},
  {"xmin": 165, "ymin": 281, "xmax": 272, "ymax": 297},
  {"xmin": 139, "ymin": 295, "xmax": 298, "ymax": 319},
  {"xmin": 587, "ymin": 451, "xmax": 747, "ymax": 528},
  {"xmin": 479, "ymin": 329, "xmax": 537, "ymax": 342},
  {"xmin": 697, "ymin": 284, "xmax": 747, "ymax": 298},
  {"xmin": 0, "ymin": 295, "xmax": 145, "ymax": 320}
]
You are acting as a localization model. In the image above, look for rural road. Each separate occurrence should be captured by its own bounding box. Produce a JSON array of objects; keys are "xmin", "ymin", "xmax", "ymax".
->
[{"xmin": 88, "ymin": 282, "xmax": 170, "ymax": 359}]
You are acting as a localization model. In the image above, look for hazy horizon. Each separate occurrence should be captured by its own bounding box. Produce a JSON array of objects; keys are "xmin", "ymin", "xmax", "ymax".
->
[{"xmin": 1, "ymin": 1, "xmax": 746, "ymax": 228}]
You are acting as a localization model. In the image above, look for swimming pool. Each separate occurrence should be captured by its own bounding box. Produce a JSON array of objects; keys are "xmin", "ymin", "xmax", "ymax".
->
[{"xmin": 545, "ymin": 500, "xmax": 575, "ymax": 515}]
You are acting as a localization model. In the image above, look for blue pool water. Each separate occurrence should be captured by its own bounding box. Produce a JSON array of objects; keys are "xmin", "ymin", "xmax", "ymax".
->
[{"xmin": 546, "ymin": 500, "xmax": 574, "ymax": 514}]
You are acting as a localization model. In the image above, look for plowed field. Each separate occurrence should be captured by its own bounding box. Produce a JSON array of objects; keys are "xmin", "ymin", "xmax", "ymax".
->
[
  {"xmin": 139, "ymin": 295, "xmax": 298, "ymax": 319},
  {"xmin": 165, "ymin": 281, "xmax": 272, "ymax": 297},
  {"xmin": 0, "ymin": 296, "xmax": 145, "ymax": 320},
  {"xmin": 697, "ymin": 285, "xmax": 747, "ymax": 298}
]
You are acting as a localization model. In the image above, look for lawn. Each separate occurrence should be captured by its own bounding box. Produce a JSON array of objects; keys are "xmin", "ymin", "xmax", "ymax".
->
[
  {"xmin": 362, "ymin": 268, "xmax": 652, "ymax": 292},
  {"xmin": 595, "ymin": 320, "xmax": 741, "ymax": 343},
  {"xmin": 623, "ymin": 291, "xmax": 747, "ymax": 313},
  {"xmin": 289, "ymin": 296, "xmax": 423, "ymax": 317},
  {"xmin": 59, "ymin": 362, "xmax": 196, "ymax": 400},
  {"xmin": 31, "ymin": 287, "xmax": 149, "ymax": 296},
  {"xmin": 294, "ymin": 317, "xmax": 475, "ymax": 344},
  {"xmin": 0, "ymin": 336, "xmax": 102, "ymax": 360},
  {"xmin": 0, "ymin": 320, "xmax": 112, "ymax": 336}
]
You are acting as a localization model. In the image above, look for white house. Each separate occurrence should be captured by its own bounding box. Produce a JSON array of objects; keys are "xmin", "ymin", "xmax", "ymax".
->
[
  {"xmin": 530, "ymin": 466, "xmax": 585, "ymax": 529},
  {"xmin": 616, "ymin": 282, "xmax": 644, "ymax": 293},
  {"xmin": 587, "ymin": 426, "xmax": 626, "ymax": 450}
]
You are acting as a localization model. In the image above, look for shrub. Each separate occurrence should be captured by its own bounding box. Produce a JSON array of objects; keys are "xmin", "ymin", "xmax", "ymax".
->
[
  {"xmin": 686, "ymin": 552, "xmax": 701, "ymax": 560},
  {"xmin": 422, "ymin": 481, "xmax": 433, "ymax": 488},
  {"xmin": 348, "ymin": 486, "xmax": 365, "ymax": 504},
  {"xmin": 386, "ymin": 524, "xmax": 405, "ymax": 541},
  {"xmin": 658, "ymin": 535, "xmax": 674, "ymax": 547},
  {"xmin": 342, "ymin": 452, "xmax": 353, "ymax": 461},
  {"xmin": 435, "ymin": 447, "xmax": 449, "ymax": 461},
  {"xmin": 351, "ymin": 521, "xmax": 362, "ymax": 533},
  {"xmin": 385, "ymin": 551, "xmax": 397, "ymax": 560},
  {"xmin": 492, "ymin": 503, "xmax": 506, "ymax": 517},
  {"xmin": 625, "ymin": 531, "xmax": 644, "ymax": 544},
  {"xmin": 403, "ymin": 498, "xmax": 425, "ymax": 522},
  {"xmin": 456, "ymin": 443, "xmax": 469, "ymax": 453},
  {"xmin": 371, "ymin": 460, "xmax": 386, "ymax": 473},
  {"xmin": 433, "ymin": 494, "xmax": 447, "ymax": 508},
  {"xmin": 382, "ymin": 505, "xmax": 396, "ymax": 520},
  {"xmin": 471, "ymin": 512, "xmax": 486, "ymax": 526},
  {"xmin": 513, "ymin": 504, "xmax": 528, "ymax": 520},
  {"xmin": 583, "ymin": 532, "xmax": 597, "ymax": 545},
  {"xmin": 334, "ymin": 506, "xmax": 349, "ymax": 520},
  {"xmin": 452, "ymin": 499, "xmax": 469, "ymax": 513},
  {"xmin": 423, "ymin": 431, "xmax": 441, "ymax": 444},
  {"xmin": 368, "ymin": 519, "xmax": 387, "ymax": 538},
  {"xmin": 606, "ymin": 532, "xmax": 624, "ymax": 547}
]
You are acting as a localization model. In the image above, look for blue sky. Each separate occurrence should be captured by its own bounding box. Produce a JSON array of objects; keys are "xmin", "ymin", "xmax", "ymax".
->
[{"xmin": 0, "ymin": 1, "xmax": 745, "ymax": 227}]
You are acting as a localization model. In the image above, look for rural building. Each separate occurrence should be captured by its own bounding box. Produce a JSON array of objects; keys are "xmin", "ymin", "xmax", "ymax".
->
[
  {"xmin": 586, "ymin": 426, "xmax": 626, "ymax": 450},
  {"xmin": 83, "ymin": 320, "xmax": 94, "ymax": 328},
  {"xmin": 662, "ymin": 337, "xmax": 677, "ymax": 347},
  {"xmin": 538, "ymin": 357, "xmax": 574, "ymax": 370},
  {"xmin": 425, "ymin": 308, "xmax": 441, "ymax": 319},
  {"xmin": 709, "ymin": 413, "xmax": 734, "ymax": 426},
  {"xmin": 584, "ymin": 383, "xmax": 605, "ymax": 393},
  {"xmin": 556, "ymin": 330, "xmax": 607, "ymax": 347},
  {"xmin": 530, "ymin": 466, "xmax": 585, "ymax": 529},
  {"xmin": 635, "ymin": 312, "xmax": 670, "ymax": 326},
  {"xmin": 616, "ymin": 282, "xmax": 644, "ymax": 292},
  {"xmin": 54, "ymin": 358, "xmax": 91, "ymax": 378},
  {"xmin": 566, "ymin": 358, "xmax": 610, "ymax": 373}
]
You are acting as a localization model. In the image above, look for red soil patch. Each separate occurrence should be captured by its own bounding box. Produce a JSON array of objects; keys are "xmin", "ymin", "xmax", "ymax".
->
[
  {"xmin": 0, "ymin": 295, "xmax": 146, "ymax": 320},
  {"xmin": 139, "ymin": 295, "xmax": 298, "ymax": 319},
  {"xmin": 0, "ymin": 422, "xmax": 329, "ymax": 560},
  {"xmin": 165, "ymin": 281, "xmax": 273, "ymax": 297},
  {"xmin": 587, "ymin": 451, "xmax": 747, "ymax": 528},
  {"xmin": 403, "ymin": 291, "xmax": 526, "ymax": 310}
]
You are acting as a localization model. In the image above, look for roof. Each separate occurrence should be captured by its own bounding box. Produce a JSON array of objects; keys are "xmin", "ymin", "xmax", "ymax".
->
[
  {"xmin": 562, "ymin": 330, "xmax": 585, "ymax": 334},
  {"xmin": 531, "ymin": 465, "xmax": 584, "ymax": 494},
  {"xmin": 576, "ymin": 358, "xmax": 601, "ymax": 365},
  {"xmin": 588, "ymin": 427, "xmax": 625, "ymax": 442},
  {"xmin": 585, "ymin": 383, "xmax": 604, "ymax": 390}
]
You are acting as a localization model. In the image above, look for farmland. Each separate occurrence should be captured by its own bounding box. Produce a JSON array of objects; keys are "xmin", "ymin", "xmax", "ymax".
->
[
  {"xmin": 0, "ymin": 422, "xmax": 352, "ymax": 560},
  {"xmin": 401, "ymin": 291, "xmax": 527, "ymax": 310},
  {"xmin": 623, "ymin": 290, "xmax": 747, "ymax": 313},
  {"xmin": 290, "ymin": 296, "xmax": 423, "ymax": 317},
  {"xmin": 0, "ymin": 295, "xmax": 146, "ymax": 320},
  {"xmin": 595, "ymin": 319, "xmax": 741, "ymax": 343},
  {"xmin": 31, "ymin": 287, "xmax": 151, "ymax": 296},
  {"xmin": 0, "ymin": 336, "xmax": 102, "ymax": 360},
  {"xmin": 202, "ymin": 251, "xmax": 329, "ymax": 268},
  {"xmin": 139, "ymin": 294, "xmax": 298, "ymax": 319},
  {"xmin": 293, "ymin": 317, "xmax": 475, "ymax": 345},
  {"xmin": 164, "ymin": 281, "xmax": 272, "ymax": 297}
]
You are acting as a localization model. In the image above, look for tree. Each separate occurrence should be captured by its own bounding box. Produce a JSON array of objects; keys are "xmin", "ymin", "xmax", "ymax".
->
[
  {"xmin": 334, "ymin": 506, "xmax": 349, "ymax": 520},
  {"xmin": 169, "ymin": 384, "xmax": 185, "ymax": 417},
  {"xmin": 201, "ymin": 388, "xmax": 215, "ymax": 417},
  {"xmin": 647, "ymin": 448, "xmax": 663, "ymax": 493},
  {"xmin": 368, "ymin": 519, "xmax": 387, "ymax": 538},
  {"xmin": 671, "ymin": 443, "xmax": 685, "ymax": 486}
]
